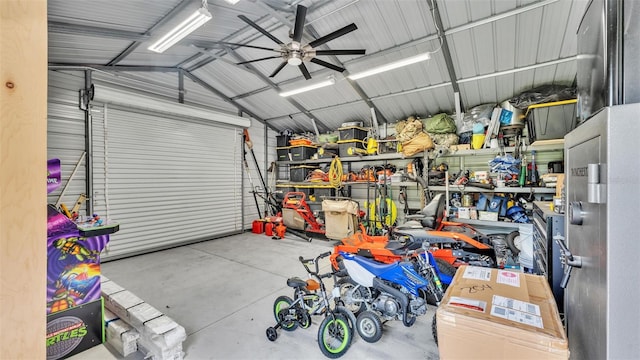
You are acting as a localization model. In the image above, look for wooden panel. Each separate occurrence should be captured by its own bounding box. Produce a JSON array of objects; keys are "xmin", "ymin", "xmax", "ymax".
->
[{"xmin": 0, "ymin": 0, "xmax": 47, "ymax": 358}]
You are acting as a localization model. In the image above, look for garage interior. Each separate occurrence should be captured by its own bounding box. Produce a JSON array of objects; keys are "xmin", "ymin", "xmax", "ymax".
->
[{"xmin": 2, "ymin": 0, "xmax": 639, "ymax": 359}]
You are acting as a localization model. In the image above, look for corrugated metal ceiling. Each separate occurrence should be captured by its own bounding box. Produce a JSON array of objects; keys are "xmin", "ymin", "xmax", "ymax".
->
[{"xmin": 48, "ymin": 0, "xmax": 589, "ymax": 133}]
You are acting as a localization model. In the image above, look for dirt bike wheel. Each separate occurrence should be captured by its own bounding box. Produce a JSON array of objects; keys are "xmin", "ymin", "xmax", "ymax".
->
[
  {"xmin": 266, "ymin": 327, "xmax": 278, "ymax": 342},
  {"xmin": 423, "ymin": 286, "xmax": 442, "ymax": 307},
  {"xmin": 431, "ymin": 313, "xmax": 438, "ymax": 345},
  {"xmin": 273, "ymin": 296, "xmax": 297, "ymax": 331},
  {"xmin": 337, "ymin": 277, "xmax": 367, "ymax": 316},
  {"xmin": 317, "ymin": 314, "xmax": 352, "ymax": 358},
  {"xmin": 506, "ymin": 231, "xmax": 521, "ymax": 256},
  {"xmin": 435, "ymin": 258, "xmax": 457, "ymax": 279},
  {"xmin": 356, "ymin": 311, "xmax": 383, "ymax": 343}
]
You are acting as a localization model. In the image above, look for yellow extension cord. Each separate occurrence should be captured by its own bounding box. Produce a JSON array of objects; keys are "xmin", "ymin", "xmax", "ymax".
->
[{"xmin": 328, "ymin": 156, "xmax": 343, "ymax": 189}]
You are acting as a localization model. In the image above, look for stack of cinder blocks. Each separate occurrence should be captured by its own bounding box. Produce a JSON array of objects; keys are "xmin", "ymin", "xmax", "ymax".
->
[{"xmin": 101, "ymin": 276, "xmax": 186, "ymax": 360}]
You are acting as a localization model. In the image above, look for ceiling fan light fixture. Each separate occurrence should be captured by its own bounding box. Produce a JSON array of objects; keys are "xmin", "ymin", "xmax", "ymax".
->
[
  {"xmin": 148, "ymin": 7, "xmax": 212, "ymax": 53},
  {"xmin": 279, "ymin": 76, "xmax": 336, "ymax": 97},
  {"xmin": 348, "ymin": 52, "xmax": 431, "ymax": 80},
  {"xmin": 287, "ymin": 53, "xmax": 303, "ymax": 66}
]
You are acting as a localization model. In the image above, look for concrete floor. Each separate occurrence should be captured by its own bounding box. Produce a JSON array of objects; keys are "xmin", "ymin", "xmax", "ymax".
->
[{"xmin": 72, "ymin": 232, "xmax": 440, "ymax": 360}]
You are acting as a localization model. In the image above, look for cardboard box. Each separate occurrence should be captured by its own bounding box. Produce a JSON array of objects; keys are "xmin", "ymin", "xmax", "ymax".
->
[
  {"xmin": 436, "ymin": 266, "xmax": 568, "ymax": 359},
  {"xmin": 478, "ymin": 210, "xmax": 498, "ymax": 221},
  {"xmin": 457, "ymin": 207, "xmax": 471, "ymax": 219}
]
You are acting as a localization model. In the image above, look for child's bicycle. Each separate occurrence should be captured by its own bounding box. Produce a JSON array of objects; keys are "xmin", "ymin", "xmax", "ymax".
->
[{"xmin": 266, "ymin": 251, "xmax": 356, "ymax": 359}]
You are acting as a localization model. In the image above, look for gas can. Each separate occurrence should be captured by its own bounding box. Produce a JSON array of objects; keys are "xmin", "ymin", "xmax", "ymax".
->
[
  {"xmin": 252, "ymin": 220, "xmax": 264, "ymax": 234},
  {"xmin": 265, "ymin": 222, "xmax": 275, "ymax": 236}
]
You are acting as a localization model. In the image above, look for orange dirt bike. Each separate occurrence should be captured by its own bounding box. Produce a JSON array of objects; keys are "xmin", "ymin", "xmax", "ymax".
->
[{"xmin": 330, "ymin": 194, "xmax": 514, "ymax": 271}]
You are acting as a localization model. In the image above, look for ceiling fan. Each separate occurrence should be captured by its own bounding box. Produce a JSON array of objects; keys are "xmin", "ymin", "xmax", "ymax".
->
[{"xmin": 230, "ymin": 5, "xmax": 365, "ymax": 80}]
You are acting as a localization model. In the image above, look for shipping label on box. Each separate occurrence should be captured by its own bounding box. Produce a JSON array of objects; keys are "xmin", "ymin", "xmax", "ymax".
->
[
  {"xmin": 496, "ymin": 269, "xmax": 521, "ymax": 287},
  {"xmin": 447, "ymin": 296, "xmax": 487, "ymax": 312},
  {"xmin": 491, "ymin": 295, "xmax": 544, "ymax": 329},
  {"xmin": 463, "ymin": 266, "xmax": 492, "ymax": 281}
]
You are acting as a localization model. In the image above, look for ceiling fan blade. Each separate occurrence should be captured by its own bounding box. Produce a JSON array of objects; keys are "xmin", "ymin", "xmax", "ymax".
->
[
  {"xmin": 310, "ymin": 58, "xmax": 345, "ymax": 73},
  {"xmin": 237, "ymin": 56, "xmax": 281, "ymax": 65},
  {"xmin": 269, "ymin": 61, "xmax": 288, "ymax": 78},
  {"xmin": 308, "ymin": 23, "xmax": 358, "ymax": 48},
  {"xmin": 238, "ymin": 15, "xmax": 285, "ymax": 45},
  {"xmin": 292, "ymin": 5, "xmax": 307, "ymax": 43},
  {"xmin": 299, "ymin": 63, "xmax": 311, "ymax": 80},
  {"xmin": 218, "ymin": 41, "xmax": 279, "ymax": 52},
  {"xmin": 315, "ymin": 49, "xmax": 366, "ymax": 56}
]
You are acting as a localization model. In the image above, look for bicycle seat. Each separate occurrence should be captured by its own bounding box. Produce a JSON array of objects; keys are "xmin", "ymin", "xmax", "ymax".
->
[{"xmin": 287, "ymin": 277, "xmax": 308, "ymax": 288}]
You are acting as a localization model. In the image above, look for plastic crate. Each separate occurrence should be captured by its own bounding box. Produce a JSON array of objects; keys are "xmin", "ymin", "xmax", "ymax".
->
[
  {"xmin": 276, "ymin": 147, "xmax": 290, "ymax": 161},
  {"xmin": 318, "ymin": 144, "xmax": 340, "ymax": 158},
  {"xmin": 526, "ymin": 101, "xmax": 577, "ymax": 143},
  {"xmin": 338, "ymin": 126, "xmax": 368, "ymax": 141},
  {"xmin": 337, "ymin": 139, "xmax": 366, "ymax": 156},
  {"xmin": 276, "ymin": 134, "xmax": 291, "ymax": 147},
  {"xmin": 289, "ymin": 145, "xmax": 317, "ymax": 161},
  {"xmin": 289, "ymin": 165, "xmax": 318, "ymax": 182},
  {"xmin": 313, "ymin": 187, "xmax": 336, "ymax": 199}
]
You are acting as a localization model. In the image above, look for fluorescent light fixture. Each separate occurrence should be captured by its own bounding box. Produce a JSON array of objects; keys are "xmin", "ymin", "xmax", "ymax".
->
[
  {"xmin": 224, "ymin": 0, "xmax": 241, "ymax": 4},
  {"xmin": 348, "ymin": 52, "xmax": 431, "ymax": 80},
  {"xmin": 279, "ymin": 77, "xmax": 336, "ymax": 97},
  {"xmin": 148, "ymin": 7, "xmax": 212, "ymax": 53}
]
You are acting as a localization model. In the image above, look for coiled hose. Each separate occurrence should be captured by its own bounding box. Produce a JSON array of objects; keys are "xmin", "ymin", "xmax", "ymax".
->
[{"xmin": 328, "ymin": 156, "xmax": 343, "ymax": 189}]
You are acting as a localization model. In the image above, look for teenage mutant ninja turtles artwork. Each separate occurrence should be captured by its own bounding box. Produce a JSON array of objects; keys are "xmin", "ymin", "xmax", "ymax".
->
[{"xmin": 47, "ymin": 205, "xmax": 108, "ymax": 314}]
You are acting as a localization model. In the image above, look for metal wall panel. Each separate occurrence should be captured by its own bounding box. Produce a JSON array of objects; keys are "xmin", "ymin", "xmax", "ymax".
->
[
  {"xmin": 93, "ymin": 105, "xmax": 244, "ymax": 260},
  {"xmin": 47, "ymin": 71, "xmax": 89, "ymax": 209}
]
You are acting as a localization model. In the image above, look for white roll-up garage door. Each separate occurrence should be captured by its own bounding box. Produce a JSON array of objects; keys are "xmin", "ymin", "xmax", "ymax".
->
[{"xmin": 92, "ymin": 102, "xmax": 247, "ymax": 260}]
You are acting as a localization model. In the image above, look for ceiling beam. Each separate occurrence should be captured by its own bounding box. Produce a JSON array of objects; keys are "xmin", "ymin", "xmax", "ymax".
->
[
  {"xmin": 48, "ymin": 63, "xmax": 179, "ymax": 72},
  {"xmin": 426, "ymin": 0, "xmax": 462, "ymax": 109},
  {"xmin": 48, "ymin": 21, "xmax": 148, "ymax": 41}
]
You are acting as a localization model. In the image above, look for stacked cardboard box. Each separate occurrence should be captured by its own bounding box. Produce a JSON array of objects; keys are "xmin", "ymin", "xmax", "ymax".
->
[{"xmin": 101, "ymin": 276, "xmax": 186, "ymax": 360}]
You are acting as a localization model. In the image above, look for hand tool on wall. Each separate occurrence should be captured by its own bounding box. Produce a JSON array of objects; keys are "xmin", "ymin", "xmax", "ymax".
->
[
  {"xmin": 54, "ymin": 151, "xmax": 87, "ymax": 209},
  {"xmin": 243, "ymin": 129, "xmax": 281, "ymax": 217},
  {"xmin": 242, "ymin": 130, "xmax": 263, "ymax": 217}
]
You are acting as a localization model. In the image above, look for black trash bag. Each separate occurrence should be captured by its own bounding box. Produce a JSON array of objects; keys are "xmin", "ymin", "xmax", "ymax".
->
[{"xmin": 509, "ymin": 85, "xmax": 577, "ymax": 110}]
